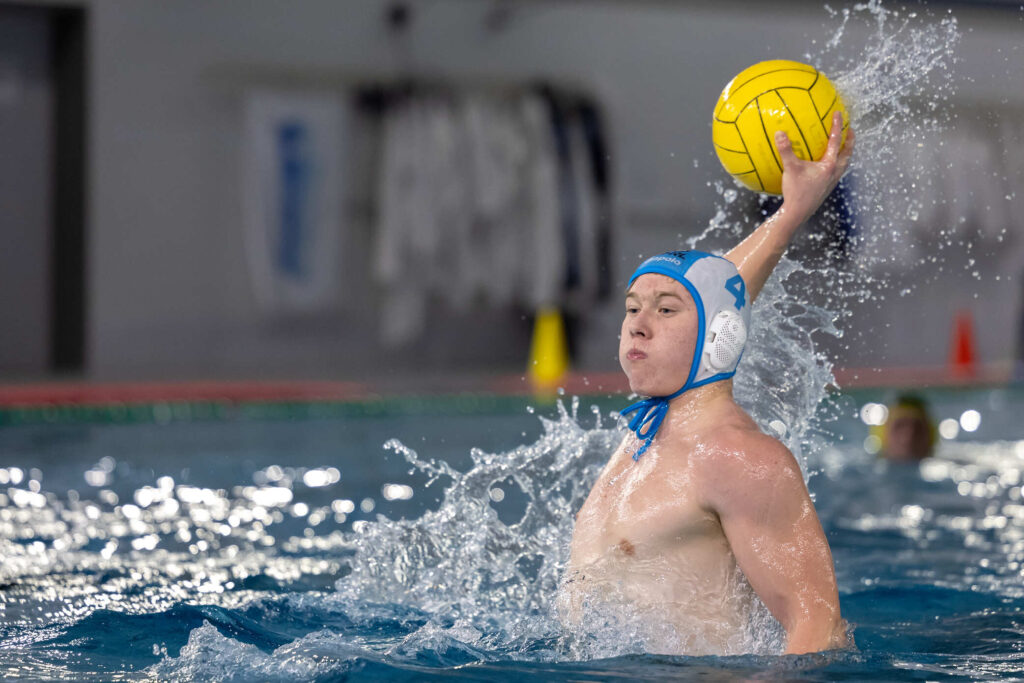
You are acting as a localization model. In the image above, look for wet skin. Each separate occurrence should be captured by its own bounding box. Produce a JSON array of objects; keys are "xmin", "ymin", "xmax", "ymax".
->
[{"xmin": 564, "ymin": 273, "xmax": 847, "ymax": 655}]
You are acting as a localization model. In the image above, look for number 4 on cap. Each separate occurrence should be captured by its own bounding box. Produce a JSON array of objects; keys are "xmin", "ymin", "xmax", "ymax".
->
[{"xmin": 725, "ymin": 275, "xmax": 746, "ymax": 310}]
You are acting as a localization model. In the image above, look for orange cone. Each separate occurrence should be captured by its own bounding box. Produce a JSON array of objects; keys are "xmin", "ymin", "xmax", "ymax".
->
[{"xmin": 949, "ymin": 310, "xmax": 977, "ymax": 379}]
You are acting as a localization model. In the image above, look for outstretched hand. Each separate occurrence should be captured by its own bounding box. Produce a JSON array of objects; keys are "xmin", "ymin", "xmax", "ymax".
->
[
  {"xmin": 725, "ymin": 111, "xmax": 856, "ymax": 303},
  {"xmin": 775, "ymin": 111, "xmax": 856, "ymax": 224}
]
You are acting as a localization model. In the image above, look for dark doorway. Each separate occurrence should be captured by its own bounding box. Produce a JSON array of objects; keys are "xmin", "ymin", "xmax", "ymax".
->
[{"xmin": 0, "ymin": 5, "xmax": 86, "ymax": 376}]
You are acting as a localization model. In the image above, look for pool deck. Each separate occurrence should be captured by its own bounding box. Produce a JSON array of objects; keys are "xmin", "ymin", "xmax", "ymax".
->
[{"xmin": 0, "ymin": 362, "xmax": 1013, "ymax": 410}]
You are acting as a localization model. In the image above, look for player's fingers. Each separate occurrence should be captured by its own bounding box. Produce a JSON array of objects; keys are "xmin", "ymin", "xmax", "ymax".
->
[
  {"xmin": 774, "ymin": 130, "xmax": 798, "ymax": 168},
  {"xmin": 840, "ymin": 127, "xmax": 856, "ymax": 160},
  {"xmin": 823, "ymin": 112, "xmax": 844, "ymax": 161},
  {"xmin": 835, "ymin": 128, "xmax": 856, "ymax": 175}
]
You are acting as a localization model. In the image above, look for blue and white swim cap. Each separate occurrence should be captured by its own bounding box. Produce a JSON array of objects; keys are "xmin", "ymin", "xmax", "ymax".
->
[{"xmin": 621, "ymin": 250, "xmax": 750, "ymax": 458}]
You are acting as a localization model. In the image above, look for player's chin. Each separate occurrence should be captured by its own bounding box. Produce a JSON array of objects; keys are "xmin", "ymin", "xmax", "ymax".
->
[{"xmin": 623, "ymin": 368, "xmax": 659, "ymax": 397}]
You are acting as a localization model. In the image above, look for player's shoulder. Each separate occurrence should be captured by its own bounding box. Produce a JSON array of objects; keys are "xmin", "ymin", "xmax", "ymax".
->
[
  {"xmin": 702, "ymin": 421, "xmax": 802, "ymax": 480},
  {"xmin": 697, "ymin": 424, "xmax": 805, "ymax": 514}
]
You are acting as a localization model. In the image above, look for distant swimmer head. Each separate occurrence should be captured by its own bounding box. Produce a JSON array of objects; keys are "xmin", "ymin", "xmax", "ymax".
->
[
  {"xmin": 877, "ymin": 394, "xmax": 936, "ymax": 462},
  {"xmin": 625, "ymin": 250, "xmax": 750, "ymax": 395},
  {"xmin": 620, "ymin": 251, "xmax": 750, "ymax": 459}
]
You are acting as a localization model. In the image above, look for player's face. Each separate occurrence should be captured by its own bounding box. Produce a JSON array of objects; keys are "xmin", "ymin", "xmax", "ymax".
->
[
  {"xmin": 884, "ymin": 413, "xmax": 933, "ymax": 461},
  {"xmin": 619, "ymin": 273, "xmax": 700, "ymax": 397}
]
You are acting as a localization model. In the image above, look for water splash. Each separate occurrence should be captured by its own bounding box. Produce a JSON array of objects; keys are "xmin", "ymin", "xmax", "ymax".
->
[
  {"xmin": 157, "ymin": 1, "xmax": 963, "ymax": 670},
  {"xmin": 326, "ymin": 1, "xmax": 964, "ymax": 663},
  {"xmin": 693, "ymin": 1, "xmax": 962, "ymax": 475},
  {"xmin": 0, "ymin": 3, "xmax": 978, "ymax": 678},
  {"xmin": 824, "ymin": 1, "xmax": 962, "ymax": 273},
  {"xmin": 333, "ymin": 398, "xmax": 620, "ymax": 658}
]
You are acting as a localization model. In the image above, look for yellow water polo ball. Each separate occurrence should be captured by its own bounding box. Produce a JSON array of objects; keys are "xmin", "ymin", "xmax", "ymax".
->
[{"xmin": 712, "ymin": 59, "xmax": 848, "ymax": 195}]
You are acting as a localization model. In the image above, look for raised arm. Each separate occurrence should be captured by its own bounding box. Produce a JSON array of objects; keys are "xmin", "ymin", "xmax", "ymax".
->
[
  {"xmin": 704, "ymin": 434, "xmax": 848, "ymax": 654},
  {"xmin": 725, "ymin": 111, "xmax": 856, "ymax": 302}
]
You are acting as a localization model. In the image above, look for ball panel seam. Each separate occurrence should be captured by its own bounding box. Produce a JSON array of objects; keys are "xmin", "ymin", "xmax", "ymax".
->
[
  {"xmin": 719, "ymin": 68, "xmax": 820, "ymax": 120},
  {"xmin": 735, "ymin": 106, "xmax": 767, "ymax": 191},
  {"xmin": 734, "ymin": 170, "xmax": 763, "ymax": 192},
  {"xmin": 728, "ymin": 66, "xmax": 818, "ymax": 96},
  {"xmin": 818, "ymin": 91, "xmax": 839, "ymax": 138},
  {"xmin": 775, "ymin": 89, "xmax": 814, "ymax": 159},
  {"xmin": 754, "ymin": 95, "xmax": 784, "ymax": 175}
]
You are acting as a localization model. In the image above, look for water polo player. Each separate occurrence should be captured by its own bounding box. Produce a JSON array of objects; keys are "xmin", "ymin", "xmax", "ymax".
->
[{"xmin": 561, "ymin": 113, "xmax": 856, "ymax": 655}]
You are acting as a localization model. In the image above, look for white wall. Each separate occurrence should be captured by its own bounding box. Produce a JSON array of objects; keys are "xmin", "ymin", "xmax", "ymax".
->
[{"xmin": 60, "ymin": 0, "xmax": 1024, "ymax": 379}]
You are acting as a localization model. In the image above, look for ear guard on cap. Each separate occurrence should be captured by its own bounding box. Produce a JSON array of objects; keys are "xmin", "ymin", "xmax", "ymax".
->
[{"xmin": 703, "ymin": 309, "xmax": 748, "ymax": 373}]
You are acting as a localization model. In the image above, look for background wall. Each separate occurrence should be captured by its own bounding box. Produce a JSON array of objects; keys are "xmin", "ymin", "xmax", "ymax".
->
[{"xmin": 6, "ymin": 0, "xmax": 1024, "ymax": 384}]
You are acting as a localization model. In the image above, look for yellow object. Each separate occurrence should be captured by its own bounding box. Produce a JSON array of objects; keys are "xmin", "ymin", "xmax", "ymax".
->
[
  {"xmin": 871, "ymin": 401, "xmax": 937, "ymax": 457},
  {"xmin": 712, "ymin": 59, "xmax": 848, "ymax": 195},
  {"xmin": 528, "ymin": 308, "xmax": 569, "ymax": 395}
]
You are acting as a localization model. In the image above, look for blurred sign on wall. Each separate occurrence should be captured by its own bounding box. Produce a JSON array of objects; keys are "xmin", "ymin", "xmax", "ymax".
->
[{"xmin": 242, "ymin": 90, "xmax": 347, "ymax": 315}]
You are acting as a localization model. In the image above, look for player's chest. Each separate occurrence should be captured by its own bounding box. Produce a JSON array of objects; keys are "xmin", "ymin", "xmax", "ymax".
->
[{"xmin": 575, "ymin": 458, "xmax": 715, "ymax": 552}]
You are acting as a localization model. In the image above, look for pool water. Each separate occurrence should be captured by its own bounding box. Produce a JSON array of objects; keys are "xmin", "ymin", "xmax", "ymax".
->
[
  {"xmin": 1, "ymin": 388, "xmax": 1024, "ymax": 681},
  {"xmin": 0, "ymin": 3, "xmax": 996, "ymax": 678}
]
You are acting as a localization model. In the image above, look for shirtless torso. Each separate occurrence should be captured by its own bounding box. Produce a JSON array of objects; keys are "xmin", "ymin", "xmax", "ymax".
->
[
  {"xmin": 561, "ymin": 269, "xmax": 847, "ymax": 656},
  {"xmin": 561, "ymin": 111, "xmax": 856, "ymax": 656},
  {"xmin": 563, "ymin": 390, "xmax": 762, "ymax": 654}
]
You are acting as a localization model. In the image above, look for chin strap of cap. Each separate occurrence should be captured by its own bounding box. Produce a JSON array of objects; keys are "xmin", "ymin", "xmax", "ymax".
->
[{"xmin": 619, "ymin": 386, "xmax": 686, "ymax": 460}]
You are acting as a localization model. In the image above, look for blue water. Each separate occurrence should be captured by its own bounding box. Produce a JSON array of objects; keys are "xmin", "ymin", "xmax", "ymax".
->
[
  {"xmin": 2, "ymin": 389, "xmax": 1024, "ymax": 680},
  {"xmin": 1, "ymin": 2, "xmax": 1002, "ymax": 679}
]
